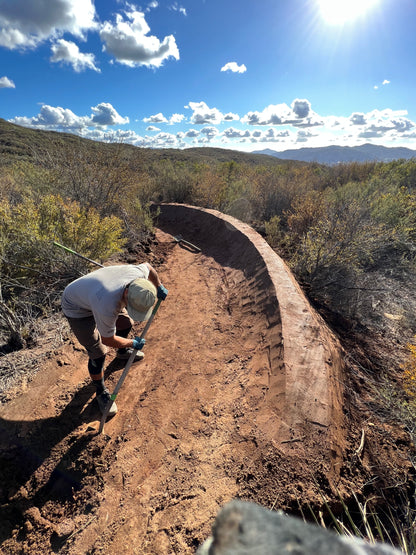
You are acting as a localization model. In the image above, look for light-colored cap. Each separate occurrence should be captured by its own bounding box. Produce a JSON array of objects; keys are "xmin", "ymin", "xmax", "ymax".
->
[{"xmin": 127, "ymin": 278, "xmax": 156, "ymax": 321}]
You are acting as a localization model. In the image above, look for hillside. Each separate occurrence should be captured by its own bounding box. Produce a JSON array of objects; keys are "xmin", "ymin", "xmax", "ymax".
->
[
  {"xmin": 0, "ymin": 119, "xmax": 289, "ymax": 168},
  {"xmin": 0, "ymin": 119, "xmax": 97, "ymax": 163},
  {"xmin": 254, "ymin": 143, "xmax": 416, "ymax": 164}
]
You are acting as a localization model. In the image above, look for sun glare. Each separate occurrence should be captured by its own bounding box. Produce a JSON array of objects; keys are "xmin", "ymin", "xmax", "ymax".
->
[{"xmin": 318, "ymin": 0, "xmax": 379, "ymax": 25}]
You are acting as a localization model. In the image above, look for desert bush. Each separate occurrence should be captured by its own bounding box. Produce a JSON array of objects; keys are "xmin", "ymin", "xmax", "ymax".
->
[
  {"xmin": 217, "ymin": 162, "xmax": 254, "ymax": 221},
  {"xmin": 0, "ymin": 168, "xmax": 21, "ymax": 205},
  {"xmin": 285, "ymin": 189, "xmax": 328, "ymax": 238},
  {"xmin": 264, "ymin": 215, "xmax": 284, "ymax": 249},
  {"xmin": 285, "ymin": 186, "xmax": 378, "ymax": 285},
  {"xmin": 323, "ymin": 161, "xmax": 377, "ymax": 189},
  {"xmin": 261, "ymin": 165, "xmax": 416, "ymax": 351},
  {"xmin": 2, "ymin": 194, "xmax": 125, "ymax": 268},
  {"xmin": 192, "ymin": 163, "xmax": 225, "ymax": 208},
  {"xmin": 249, "ymin": 166, "xmax": 302, "ymax": 222},
  {"xmin": 147, "ymin": 159, "xmax": 196, "ymax": 204},
  {"xmin": 120, "ymin": 199, "xmax": 156, "ymax": 246},
  {"xmin": 247, "ymin": 163, "xmax": 331, "ymax": 224},
  {"xmin": 0, "ymin": 194, "xmax": 125, "ymax": 350},
  {"xmin": 304, "ymin": 487, "xmax": 416, "ymax": 555},
  {"xmin": 49, "ymin": 143, "xmax": 139, "ymax": 217},
  {"xmin": 265, "ymin": 179, "xmax": 412, "ymax": 321},
  {"xmin": 369, "ymin": 185, "xmax": 416, "ymax": 261},
  {"xmin": 6, "ymin": 160, "xmax": 58, "ymax": 202},
  {"xmin": 374, "ymin": 159, "xmax": 416, "ymax": 191},
  {"xmin": 15, "ymin": 141, "xmax": 158, "ymax": 240}
]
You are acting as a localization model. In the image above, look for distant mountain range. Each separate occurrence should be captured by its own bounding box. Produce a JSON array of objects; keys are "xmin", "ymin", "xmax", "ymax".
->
[{"xmin": 253, "ymin": 143, "xmax": 416, "ymax": 164}]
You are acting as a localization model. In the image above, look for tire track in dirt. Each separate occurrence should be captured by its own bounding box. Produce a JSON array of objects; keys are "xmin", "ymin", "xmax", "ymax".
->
[{"xmin": 91, "ymin": 231, "xmax": 275, "ymax": 554}]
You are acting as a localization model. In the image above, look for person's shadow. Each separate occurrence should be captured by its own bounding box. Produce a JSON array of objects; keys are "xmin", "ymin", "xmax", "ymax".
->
[{"xmin": 0, "ymin": 356, "xmax": 127, "ymax": 545}]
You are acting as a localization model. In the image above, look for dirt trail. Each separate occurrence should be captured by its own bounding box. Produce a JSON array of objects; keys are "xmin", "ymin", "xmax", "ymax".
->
[{"xmin": 0, "ymin": 205, "xmax": 411, "ymax": 554}]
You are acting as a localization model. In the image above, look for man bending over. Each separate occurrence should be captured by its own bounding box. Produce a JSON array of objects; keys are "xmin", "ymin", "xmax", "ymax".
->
[{"xmin": 61, "ymin": 262, "xmax": 168, "ymax": 416}]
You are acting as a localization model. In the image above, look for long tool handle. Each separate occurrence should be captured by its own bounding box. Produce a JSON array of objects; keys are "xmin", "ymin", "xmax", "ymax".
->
[
  {"xmin": 98, "ymin": 298, "xmax": 163, "ymax": 434},
  {"xmin": 179, "ymin": 238, "xmax": 201, "ymax": 252},
  {"xmin": 173, "ymin": 235, "xmax": 201, "ymax": 253},
  {"xmin": 53, "ymin": 241, "xmax": 104, "ymax": 268}
]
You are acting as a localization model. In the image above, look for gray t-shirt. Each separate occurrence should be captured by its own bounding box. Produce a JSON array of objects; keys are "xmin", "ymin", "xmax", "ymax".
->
[{"xmin": 61, "ymin": 264, "xmax": 149, "ymax": 337}]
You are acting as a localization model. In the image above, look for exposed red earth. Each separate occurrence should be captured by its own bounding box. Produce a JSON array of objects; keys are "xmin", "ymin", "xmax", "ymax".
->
[{"xmin": 0, "ymin": 204, "xmax": 413, "ymax": 554}]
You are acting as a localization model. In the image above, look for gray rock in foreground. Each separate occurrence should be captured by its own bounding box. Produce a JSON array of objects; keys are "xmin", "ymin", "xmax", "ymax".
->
[{"xmin": 197, "ymin": 500, "xmax": 402, "ymax": 555}]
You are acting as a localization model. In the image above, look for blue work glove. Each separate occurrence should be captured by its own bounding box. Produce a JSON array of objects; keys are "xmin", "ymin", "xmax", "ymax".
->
[
  {"xmin": 157, "ymin": 284, "xmax": 168, "ymax": 300},
  {"xmin": 132, "ymin": 337, "xmax": 146, "ymax": 350}
]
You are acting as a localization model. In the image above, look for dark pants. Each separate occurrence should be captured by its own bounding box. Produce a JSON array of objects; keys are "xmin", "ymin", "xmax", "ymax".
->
[
  {"xmin": 66, "ymin": 310, "xmax": 133, "ymax": 377},
  {"xmin": 66, "ymin": 309, "xmax": 133, "ymax": 359}
]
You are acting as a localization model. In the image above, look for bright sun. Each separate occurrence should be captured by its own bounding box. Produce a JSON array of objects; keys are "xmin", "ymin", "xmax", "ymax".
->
[{"xmin": 318, "ymin": 0, "xmax": 379, "ymax": 25}]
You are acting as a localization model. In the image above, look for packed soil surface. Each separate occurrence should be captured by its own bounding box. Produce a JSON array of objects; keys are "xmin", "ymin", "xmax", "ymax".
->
[{"xmin": 0, "ymin": 205, "xmax": 414, "ymax": 554}]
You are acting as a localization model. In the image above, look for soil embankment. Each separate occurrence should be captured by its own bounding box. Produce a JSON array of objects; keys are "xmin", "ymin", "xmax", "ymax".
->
[
  {"xmin": 0, "ymin": 204, "xmax": 371, "ymax": 553},
  {"xmin": 156, "ymin": 203, "xmax": 346, "ymax": 469}
]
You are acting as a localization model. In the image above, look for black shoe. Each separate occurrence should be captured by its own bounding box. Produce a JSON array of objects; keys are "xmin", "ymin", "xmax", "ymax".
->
[
  {"xmin": 116, "ymin": 348, "xmax": 144, "ymax": 361},
  {"xmin": 96, "ymin": 388, "xmax": 117, "ymax": 416}
]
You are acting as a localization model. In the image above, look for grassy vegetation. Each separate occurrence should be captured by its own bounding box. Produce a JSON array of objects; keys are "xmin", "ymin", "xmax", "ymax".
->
[
  {"xmin": 1, "ymin": 119, "xmax": 416, "ymax": 550},
  {"xmin": 303, "ymin": 489, "xmax": 416, "ymax": 555}
]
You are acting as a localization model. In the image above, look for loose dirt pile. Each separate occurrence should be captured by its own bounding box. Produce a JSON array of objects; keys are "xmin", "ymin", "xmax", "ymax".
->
[{"xmin": 0, "ymin": 205, "xmax": 413, "ymax": 554}]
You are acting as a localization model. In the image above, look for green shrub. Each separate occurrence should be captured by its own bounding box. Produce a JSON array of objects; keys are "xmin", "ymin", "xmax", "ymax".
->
[
  {"xmin": 265, "ymin": 215, "xmax": 283, "ymax": 248},
  {"xmin": 1, "ymin": 194, "xmax": 125, "ymax": 274},
  {"xmin": 0, "ymin": 194, "xmax": 126, "ymax": 347}
]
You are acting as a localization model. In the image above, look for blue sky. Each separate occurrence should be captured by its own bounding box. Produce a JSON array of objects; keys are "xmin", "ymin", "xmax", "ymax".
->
[{"xmin": 0, "ymin": 0, "xmax": 415, "ymax": 152}]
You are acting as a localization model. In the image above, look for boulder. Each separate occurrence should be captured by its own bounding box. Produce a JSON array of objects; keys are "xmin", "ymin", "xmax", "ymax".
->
[{"xmin": 197, "ymin": 500, "xmax": 401, "ymax": 555}]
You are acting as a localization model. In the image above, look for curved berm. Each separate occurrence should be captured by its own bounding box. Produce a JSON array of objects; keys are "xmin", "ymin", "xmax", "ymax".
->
[{"xmin": 156, "ymin": 203, "xmax": 346, "ymax": 472}]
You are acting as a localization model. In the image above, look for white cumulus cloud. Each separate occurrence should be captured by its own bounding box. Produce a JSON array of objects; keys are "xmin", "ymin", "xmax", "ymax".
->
[
  {"xmin": 221, "ymin": 62, "xmax": 247, "ymax": 73},
  {"xmin": 90, "ymin": 102, "xmax": 129, "ymax": 125},
  {"xmin": 296, "ymin": 129, "xmax": 317, "ymax": 142},
  {"xmin": 11, "ymin": 105, "xmax": 88, "ymax": 130},
  {"xmin": 249, "ymin": 129, "xmax": 291, "ymax": 143},
  {"xmin": 0, "ymin": 0, "xmax": 97, "ymax": 50},
  {"xmin": 147, "ymin": 131, "xmax": 180, "ymax": 147},
  {"xmin": 78, "ymin": 127, "xmax": 143, "ymax": 144},
  {"xmin": 143, "ymin": 112, "xmax": 185, "ymax": 125},
  {"xmin": 242, "ymin": 99, "xmax": 322, "ymax": 128},
  {"xmin": 100, "ymin": 9, "xmax": 179, "ymax": 68},
  {"xmin": 350, "ymin": 112, "xmax": 367, "ymax": 125},
  {"xmin": 358, "ymin": 117, "xmax": 414, "ymax": 138},
  {"xmin": 10, "ymin": 102, "xmax": 129, "ymax": 131},
  {"xmin": 222, "ymin": 127, "xmax": 250, "ymax": 138},
  {"xmin": 0, "ymin": 76, "xmax": 15, "ymax": 88},
  {"xmin": 224, "ymin": 112, "xmax": 239, "ymax": 121},
  {"xmin": 184, "ymin": 129, "xmax": 199, "ymax": 138},
  {"xmin": 291, "ymin": 98, "xmax": 311, "ymax": 119},
  {"xmin": 200, "ymin": 126, "xmax": 219, "ymax": 140},
  {"xmin": 169, "ymin": 113, "xmax": 185, "ymax": 124},
  {"xmin": 187, "ymin": 101, "xmax": 224, "ymax": 125},
  {"xmin": 143, "ymin": 112, "xmax": 168, "ymax": 124},
  {"xmin": 242, "ymin": 103, "xmax": 290, "ymax": 125},
  {"xmin": 374, "ymin": 79, "xmax": 391, "ymax": 90},
  {"xmin": 50, "ymin": 39, "xmax": 100, "ymax": 72}
]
